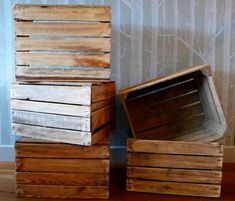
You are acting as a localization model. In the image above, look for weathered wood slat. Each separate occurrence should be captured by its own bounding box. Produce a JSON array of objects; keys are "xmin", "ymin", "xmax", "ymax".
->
[
  {"xmin": 16, "ymin": 67, "xmax": 111, "ymax": 80},
  {"xmin": 132, "ymin": 103, "xmax": 203, "ymax": 133},
  {"xmin": 11, "ymin": 83, "xmax": 91, "ymax": 105},
  {"xmin": 14, "ymin": 4, "xmax": 111, "ymax": 21},
  {"xmin": 127, "ymin": 139, "xmax": 223, "ymax": 156},
  {"xmin": 128, "ymin": 153, "xmax": 223, "ymax": 170},
  {"xmin": 15, "ymin": 22, "xmax": 111, "ymax": 37},
  {"xmin": 92, "ymin": 81, "xmax": 116, "ymax": 102},
  {"xmin": 16, "ymin": 185, "xmax": 109, "ymax": 198},
  {"xmin": 16, "ymin": 52, "xmax": 110, "ymax": 67},
  {"xmin": 127, "ymin": 167, "xmax": 222, "ymax": 184},
  {"xmin": 136, "ymin": 114, "xmax": 204, "ymax": 140},
  {"xmin": 92, "ymin": 104, "xmax": 114, "ymax": 131},
  {"xmin": 16, "ymin": 37, "xmax": 111, "ymax": 52},
  {"xmin": 127, "ymin": 179, "xmax": 221, "ymax": 198},
  {"xmin": 11, "ymin": 99, "xmax": 91, "ymax": 117},
  {"xmin": 12, "ymin": 110, "xmax": 91, "ymax": 131},
  {"xmin": 92, "ymin": 97, "xmax": 115, "ymax": 111},
  {"xmin": 129, "ymin": 91, "xmax": 200, "ymax": 120},
  {"xmin": 15, "ymin": 143, "xmax": 109, "ymax": 159},
  {"xmin": 16, "ymin": 158, "xmax": 109, "ymax": 173},
  {"xmin": 13, "ymin": 123, "xmax": 91, "ymax": 145},
  {"xmin": 16, "ymin": 172, "xmax": 109, "ymax": 186}
]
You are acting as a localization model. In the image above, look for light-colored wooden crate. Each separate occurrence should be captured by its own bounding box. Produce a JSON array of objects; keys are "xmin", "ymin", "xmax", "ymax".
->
[
  {"xmin": 127, "ymin": 139, "xmax": 223, "ymax": 198},
  {"xmin": 14, "ymin": 4, "xmax": 111, "ymax": 81},
  {"xmin": 120, "ymin": 65, "xmax": 227, "ymax": 142},
  {"xmin": 15, "ymin": 137, "xmax": 110, "ymax": 199},
  {"xmin": 11, "ymin": 81, "xmax": 115, "ymax": 145}
]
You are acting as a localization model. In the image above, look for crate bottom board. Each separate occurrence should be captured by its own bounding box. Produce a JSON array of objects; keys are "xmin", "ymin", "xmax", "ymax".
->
[
  {"xmin": 16, "ymin": 185, "xmax": 109, "ymax": 199},
  {"xmin": 127, "ymin": 179, "xmax": 221, "ymax": 198}
]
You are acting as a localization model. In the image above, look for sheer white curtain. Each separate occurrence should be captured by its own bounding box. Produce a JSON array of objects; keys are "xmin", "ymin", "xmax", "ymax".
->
[{"xmin": 0, "ymin": 0, "xmax": 235, "ymax": 147}]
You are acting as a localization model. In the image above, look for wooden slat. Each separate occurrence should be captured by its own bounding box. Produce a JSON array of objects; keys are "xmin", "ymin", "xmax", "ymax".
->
[
  {"xmin": 92, "ymin": 97, "xmax": 115, "ymax": 111},
  {"xmin": 91, "ymin": 124, "xmax": 112, "ymax": 145},
  {"xmin": 16, "ymin": 67, "xmax": 111, "ymax": 80},
  {"xmin": 127, "ymin": 167, "xmax": 222, "ymax": 184},
  {"xmin": 12, "ymin": 110, "xmax": 91, "ymax": 131},
  {"xmin": 14, "ymin": 4, "xmax": 111, "ymax": 21},
  {"xmin": 129, "ymin": 91, "xmax": 200, "ymax": 119},
  {"xmin": 11, "ymin": 83, "xmax": 91, "ymax": 105},
  {"xmin": 16, "ymin": 52, "xmax": 110, "ymax": 67},
  {"xmin": 92, "ymin": 104, "xmax": 114, "ymax": 131},
  {"xmin": 16, "ymin": 158, "xmax": 109, "ymax": 173},
  {"xmin": 127, "ymin": 139, "xmax": 223, "ymax": 156},
  {"xmin": 11, "ymin": 99, "xmax": 91, "ymax": 117},
  {"xmin": 128, "ymin": 153, "xmax": 223, "ymax": 170},
  {"xmin": 13, "ymin": 123, "xmax": 91, "ymax": 146},
  {"xmin": 132, "ymin": 103, "xmax": 203, "ymax": 133},
  {"xmin": 92, "ymin": 81, "xmax": 116, "ymax": 102},
  {"xmin": 119, "ymin": 64, "xmax": 210, "ymax": 95},
  {"xmin": 16, "ymin": 172, "xmax": 109, "ymax": 186},
  {"xmin": 135, "ymin": 114, "xmax": 204, "ymax": 140},
  {"xmin": 15, "ymin": 143, "xmax": 109, "ymax": 159},
  {"xmin": 15, "ymin": 22, "xmax": 111, "ymax": 37},
  {"xmin": 16, "ymin": 37, "xmax": 111, "ymax": 52},
  {"xmin": 16, "ymin": 185, "xmax": 109, "ymax": 199},
  {"xmin": 127, "ymin": 179, "xmax": 221, "ymax": 198}
]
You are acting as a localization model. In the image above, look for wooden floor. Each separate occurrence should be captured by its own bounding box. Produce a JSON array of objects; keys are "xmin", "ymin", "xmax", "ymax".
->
[{"xmin": 1, "ymin": 162, "xmax": 235, "ymax": 201}]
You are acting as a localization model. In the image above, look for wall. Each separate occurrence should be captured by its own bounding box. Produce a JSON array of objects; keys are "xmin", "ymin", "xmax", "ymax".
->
[{"xmin": 0, "ymin": 0, "xmax": 235, "ymax": 161}]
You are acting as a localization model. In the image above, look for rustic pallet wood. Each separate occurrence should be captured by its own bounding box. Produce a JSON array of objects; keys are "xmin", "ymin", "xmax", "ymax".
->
[
  {"xmin": 127, "ymin": 139, "xmax": 223, "ymax": 198},
  {"xmin": 14, "ymin": 4, "xmax": 112, "ymax": 81},
  {"xmin": 15, "ymin": 137, "xmax": 110, "ymax": 199},
  {"xmin": 119, "ymin": 65, "xmax": 227, "ymax": 142},
  {"xmin": 11, "ymin": 81, "xmax": 115, "ymax": 145}
]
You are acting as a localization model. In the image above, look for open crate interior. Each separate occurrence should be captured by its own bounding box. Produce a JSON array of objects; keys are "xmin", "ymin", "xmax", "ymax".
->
[{"xmin": 120, "ymin": 65, "xmax": 226, "ymax": 143}]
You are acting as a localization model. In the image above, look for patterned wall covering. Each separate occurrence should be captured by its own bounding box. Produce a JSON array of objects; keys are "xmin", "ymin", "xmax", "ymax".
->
[{"xmin": 0, "ymin": 0, "xmax": 234, "ymax": 149}]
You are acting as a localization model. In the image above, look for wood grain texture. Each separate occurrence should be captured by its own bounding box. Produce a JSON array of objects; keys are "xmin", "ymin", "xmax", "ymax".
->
[
  {"xmin": 15, "ymin": 21, "xmax": 111, "ymax": 37},
  {"xmin": 16, "ymin": 37, "xmax": 111, "ymax": 52},
  {"xmin": 15, "ymin": 143, "xmax": 109, "ymax": 159},
  {"xmin": 16, "ymin": 158, "xmax": 109, "ymax": 173},
  {"xmin": 11, "ymin": 83, "xmax": 91, "ymax": 105},
  {"xmin": 92, "ymin": 104, "xmax": 114, "ymax": 131},
  {"xmin": 128, "ymin": 153, "xmax": 223, "ymax": 170},
  {"xmin": 16, "ymin": 67, "xmax": 111, "ymax": 80},
  {"xmin": 14, "ymin": 4, "xmax": 111, "ymax": 21},
  {"xmin": 127, "ymin": 139, "xmax": 223, "ymax": 156},
  {"xmin": 16, "ymin": 185, "xmax": 109, "ymax": 199},
  {"xmin": 16, "ymin": 172, "xmax": 109, "ymax": 186},
  {"xmin": 12, "ymin": 110, "xmax": 91, "ymax": 131},
  {"xmin": 13, "ymin": 123, "xmax": 91, "ymax": 146},
  {"xmin": 127, "ymin": 179, "xmax": 221, "ymax": 198},
  {"xmin": 16, "ymin": 52, "xmax": 110, "ymax": 67},
  {"xmin": 92, "ymin": 81, "xmax": 116, "ymax": 102},
  {"xmin": 127, "ymin": 167, "xmax": 222, "ymax": 184},
  {"xmin": 11, "ymin": 99, "xmax": 91, "ymax": 117}
]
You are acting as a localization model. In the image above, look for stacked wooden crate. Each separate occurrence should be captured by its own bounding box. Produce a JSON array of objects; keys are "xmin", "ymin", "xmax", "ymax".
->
[
  {"xmin": 12, "ymin": 4, "xmax": 114, "ymax": 199},
  {"xmin": 120, "ymin": 65, "xmax": 226, "ymax": 198}
]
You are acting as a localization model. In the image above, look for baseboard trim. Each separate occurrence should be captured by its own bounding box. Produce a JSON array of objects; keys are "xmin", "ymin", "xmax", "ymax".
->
[
  {"xmin": 224, "ymin": 146, "xmax": 235, "ymax": 163},
  {"xmin": 0, "ymin": 145, "xmax": 14, "ymax": 162}
]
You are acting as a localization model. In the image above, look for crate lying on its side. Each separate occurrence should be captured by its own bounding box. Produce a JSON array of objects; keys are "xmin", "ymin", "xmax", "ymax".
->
[
  {"xmin": 120, "ymin": 65, "xmax": 227, "ymax": 198},
  {"xmin": 127, "ymin": 139, "xmax": 223, "ymax": 197},
  {"xmin": 11, "ymin": 81, "xmax": 115, "ymax": 145},
  {"xmin": 15, "ymin": 137, "xmax": 110, "ymax": 199},
  {"xmin": 14, "ymin": 4, "xmax": 112, "ymax": 81}
]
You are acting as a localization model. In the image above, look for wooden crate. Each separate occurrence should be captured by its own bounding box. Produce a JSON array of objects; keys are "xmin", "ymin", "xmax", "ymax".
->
[
  {"xmin": 119, "ymin": 65, "xmax": 227, "ymax": 142},
  {"xmin": 127, "ymin": 139, "xmax": 223, "ymax": 197},
  {"xmin": 14, "ymin": 4, "xmax": 111, "ymax": 81},
  {"xmin": 11, "ymin": 81, "xmax": 115, "ymax": 145},
  {"xmin": 15, "ymin": 137, "xmax": 110, "ymax": 199},
  {"xmin": 120, "ymin": 65, "xmax": 226, "ymax": 197}
]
